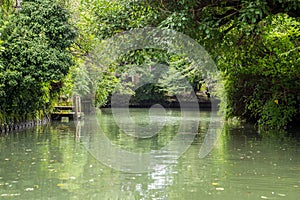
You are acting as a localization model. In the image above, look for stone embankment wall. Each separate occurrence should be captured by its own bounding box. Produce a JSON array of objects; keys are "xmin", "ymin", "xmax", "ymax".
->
[{"xmin": 0, "ymin": 118, "xmax": 49, "ymax": 133}]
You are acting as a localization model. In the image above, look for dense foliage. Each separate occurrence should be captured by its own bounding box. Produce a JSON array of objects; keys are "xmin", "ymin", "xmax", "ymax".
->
[
  {"xmin": 0, "ymin": 0, "xmax": 76, "ymax": 124},
  {"xmin": 0, "ymin": 0, "xmax": 299, "ymax": 131},
  {"xmin": 73, "ymin": 0, "xmax": 299, "ymax": 129},
  {"xmin": 221, "ymin": 14, "xmax": 300, "ymax": 129}
]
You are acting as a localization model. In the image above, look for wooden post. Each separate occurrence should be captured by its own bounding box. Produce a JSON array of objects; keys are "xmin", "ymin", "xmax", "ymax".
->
[
  {"xmin": 74, "ymin": 96, "xmax": 81, "ymax": 119},
  {"xmin": 78, "ymin": 96, "xmax": 81, "ymax": 117},
  {"xmin": 75, "ymin": 96, "xmax": 78, "ymax": 119}
]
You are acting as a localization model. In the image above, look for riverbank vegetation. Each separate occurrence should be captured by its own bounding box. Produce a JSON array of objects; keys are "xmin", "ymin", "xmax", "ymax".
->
[
  {"xmin": 0, "ymin": 0, "xmax": 76, "ymax": 126},
  {"xmin": 0, "ymin": 0, "xmax": 299, "ymax": 132}
]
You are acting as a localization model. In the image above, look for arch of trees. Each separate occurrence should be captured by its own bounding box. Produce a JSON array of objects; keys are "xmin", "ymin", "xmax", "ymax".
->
[{"xmin": 0, "ymin": 0, "xmax": 299, "ymax": 131}]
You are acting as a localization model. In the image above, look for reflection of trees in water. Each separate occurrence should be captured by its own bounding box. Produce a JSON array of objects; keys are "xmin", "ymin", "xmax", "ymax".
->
[{"xmin": 0, "ymin": 123, "xmax": 88, "ymax": 198}]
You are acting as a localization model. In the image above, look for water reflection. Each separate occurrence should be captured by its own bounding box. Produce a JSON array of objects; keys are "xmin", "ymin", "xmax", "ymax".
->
[
  {"xmin": 79, "ymin": 108, "xmax": 203, "ymax": 173},
  {"xmin": 0, "ymin": 109, "xmax": 299, "ymax": 199}
]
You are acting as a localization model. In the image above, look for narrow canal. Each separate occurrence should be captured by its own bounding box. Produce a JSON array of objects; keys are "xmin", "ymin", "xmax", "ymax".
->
[{"xmin": 0, "ymin": 108, "xmax": 299, "ymax": 199}]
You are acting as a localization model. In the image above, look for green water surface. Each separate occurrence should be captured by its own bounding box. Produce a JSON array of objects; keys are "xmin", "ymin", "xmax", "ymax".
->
[{"xmin": 0, "ymin": 108, "xmax": 299, "ymax": 199}]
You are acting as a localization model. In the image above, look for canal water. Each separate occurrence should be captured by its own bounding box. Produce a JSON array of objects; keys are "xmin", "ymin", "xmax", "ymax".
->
[{"xmin": 0, "ymin": 108, "xmax": 299, "ymax": 199}]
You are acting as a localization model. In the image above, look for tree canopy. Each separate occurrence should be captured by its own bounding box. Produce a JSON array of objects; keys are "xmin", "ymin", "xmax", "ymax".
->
[
  {"xmin": 72, "ymin": 0, "xmax": 299, "ymax": 129},
  {"xmin": 0, "ymin": 0, "xmax": 299, "ymax": 131},
  {"xmin": 0, "ymin": 0, "xmax": 77, "ymax": 124}
]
